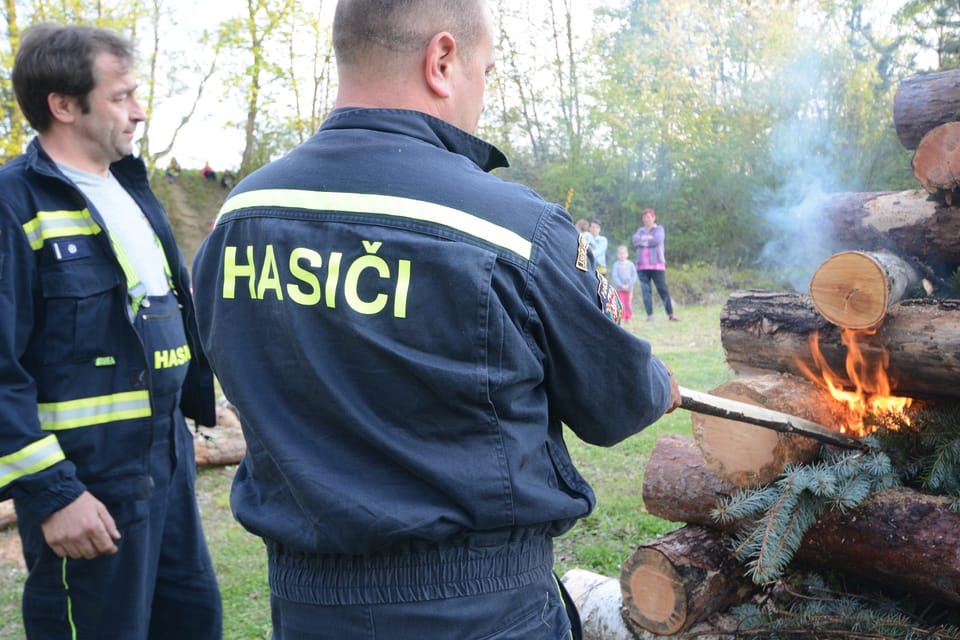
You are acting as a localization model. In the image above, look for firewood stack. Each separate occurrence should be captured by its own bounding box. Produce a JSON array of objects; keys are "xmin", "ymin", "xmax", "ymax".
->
[{"xmin": 601, "ymin": 70, "xmax": 960, "ymax": 639}]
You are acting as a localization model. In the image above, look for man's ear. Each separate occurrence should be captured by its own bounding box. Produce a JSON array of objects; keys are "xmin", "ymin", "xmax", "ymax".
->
[
  {"xmin": 47, "ymin": 92, "xmax": 78, "ymax": 124},
  {"xmin": 424, "ymin": 31, "xmax": 456, "ymax": 98}
]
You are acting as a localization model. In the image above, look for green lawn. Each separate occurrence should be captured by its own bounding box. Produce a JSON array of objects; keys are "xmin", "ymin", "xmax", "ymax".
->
[{"xmin": 0, "ymin": 303, "xmax": 730, "ymax": 639}]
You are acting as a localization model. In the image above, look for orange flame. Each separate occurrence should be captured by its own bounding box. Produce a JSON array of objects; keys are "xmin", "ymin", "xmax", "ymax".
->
[{"xmin": 796, "ymin": 328, "xmax": 911, "ymax": 437}]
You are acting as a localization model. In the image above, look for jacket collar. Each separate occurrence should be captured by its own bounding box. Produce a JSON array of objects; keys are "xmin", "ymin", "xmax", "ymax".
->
[
  {"xmin": 320, "ymin": 108, "xmax": 510, "ymax": 173},
  {"xmin": 24, "ymin": 136, "xmax": 148, "ymax": 184}
]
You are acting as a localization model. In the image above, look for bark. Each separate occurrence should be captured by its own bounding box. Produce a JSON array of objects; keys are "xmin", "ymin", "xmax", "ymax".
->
[
  {"xmin": 620, "ymin": 525, "xmax": 757, "ymax": 635},
  {"xmin": 816, "ymin": 190, "xmax": 960, "ymax": 277},
  {"xmin": 893, "ymin": 69, "xmax": 960, "ymax": 150},
  {"xmin": 721, "ymin": 291, "xmax": 960, "ymax": 400},
  {"xmin": 689, "ymin": 374, "xmax": 838, "ymax": 487},
  {"xmin": 642, "ymin": 434, "xmax": 960, "ymax": 606},
  {"xmin": 809, "ymin": 251, "xmax": 921, "ymax": 330},
  {"xmin": 912, "ymin": 122, "xmax": 960, "ymax": 203}
]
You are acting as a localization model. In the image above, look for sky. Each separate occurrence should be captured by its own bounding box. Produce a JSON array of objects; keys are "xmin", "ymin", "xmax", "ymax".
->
[
  {"xmin": 143, "ymin": 0, "xmax": 604, "ymax": 171},
  {"xmin": 146, "ymin": 0, "xmax": 907, "ymax": 172}
]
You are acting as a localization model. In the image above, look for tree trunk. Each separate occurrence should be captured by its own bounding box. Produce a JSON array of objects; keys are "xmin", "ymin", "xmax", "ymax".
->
[
  {"xmin": 642, "ymin": 434, "xmax": 960, "ymax": 606},
  {"xmin": 816, "ymin": 190, "xmax": 960, "ymax": 277},
  {"xmin": 721, "ymin": 291, "xmax": 960, "ymax": 400},
  {"xmin": 912, "ymin": 122, "xmax": 960, "ymax": 204},
  {"xmin": 620, "ymin": 525, "xmax": 757, "ymax": 635},
  {"xmin": 809, "ymin": 251, "xmax": 921, "ymax": 330},
  {"xmin": 893, "ymin": 69, "xmax": 960, "ymax": 150},
  {"xmin": 690, "ymin": 374, "xmax": 839, "ymax": 487}
]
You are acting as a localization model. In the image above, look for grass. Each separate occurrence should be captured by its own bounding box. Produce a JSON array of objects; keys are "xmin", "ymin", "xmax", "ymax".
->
[{"xmin": 0, "ymin": 303, "xmax": 731, "ymax": 638}]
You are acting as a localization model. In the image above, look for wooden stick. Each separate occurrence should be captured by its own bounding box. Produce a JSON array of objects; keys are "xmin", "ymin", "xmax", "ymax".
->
[{"xmin": 679, "ymin": 386, "xmax": 866, "ymax": 450}]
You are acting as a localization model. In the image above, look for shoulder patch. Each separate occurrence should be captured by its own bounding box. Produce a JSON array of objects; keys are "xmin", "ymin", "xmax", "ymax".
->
[
  {"xmin": 597, "ymin": 272, "xmax": 622, "ymax": 324},
  {"xmin": 576, "ymin": 233, "xmax": 589, "ymax": 271}
]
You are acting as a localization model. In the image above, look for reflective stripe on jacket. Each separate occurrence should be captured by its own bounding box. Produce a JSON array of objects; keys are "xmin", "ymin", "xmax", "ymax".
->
[{"xmin": 0, "ymin": 139, "xmax": 214, "ymax": 525}]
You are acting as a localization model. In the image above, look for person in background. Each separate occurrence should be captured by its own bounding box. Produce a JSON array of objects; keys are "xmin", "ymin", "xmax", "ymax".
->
[
  {"xmin": 575, "ymin": 216, "xmax": 591, "ymax": 242},
  {"xmin": 192, "ymin": 1, "xmax": 680, "ymax": 638},
  {"xmin": 633, "ymin": 207, "xmax": 679, "ymax": 322},
  {"xmin": 0, "ymin": 24, "xmax": 221, "ymax": 639},
  {"xmin": 611, "ymin": 244, "xmax": 637, "ymax": 325},
  {"xmin": 201, "ymin": 161, "xmax": 216, "ymax": 182},
  {"xmin": 165, "ymin": 156, "xmax": 181, "ymax": 183},
  {"xmin": 588, "ymin": 218, "xmax": 607, "ymax": 275}
]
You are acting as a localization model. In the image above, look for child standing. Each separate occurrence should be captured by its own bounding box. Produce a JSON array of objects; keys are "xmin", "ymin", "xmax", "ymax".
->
[{"xmin": 611, "ymin": 245, "xmax": 637, "ymax": 324}]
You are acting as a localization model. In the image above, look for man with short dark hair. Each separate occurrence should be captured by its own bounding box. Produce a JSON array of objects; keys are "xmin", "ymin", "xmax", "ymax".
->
[
  {"xmin": 193, "ymin": 1, "xmax": 679, "ymax": 638},
  {"xmin": 0, "ymin": 24, "xmax": 222, "ymax": 639}
]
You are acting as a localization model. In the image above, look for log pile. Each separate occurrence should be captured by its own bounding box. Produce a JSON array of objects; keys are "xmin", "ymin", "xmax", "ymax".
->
[{"xmin": 602, "ymin": 70, "xmax": 960, "ymax": 639}]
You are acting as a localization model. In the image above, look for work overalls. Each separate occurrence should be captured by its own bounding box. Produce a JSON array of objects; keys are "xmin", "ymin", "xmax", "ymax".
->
[{"xmin": 19, "ymin": 271, "xmax": 222, "ymax": 638}]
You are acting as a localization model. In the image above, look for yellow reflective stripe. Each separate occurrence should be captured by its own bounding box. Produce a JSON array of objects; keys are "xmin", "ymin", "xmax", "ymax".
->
[
  {"xmin": 62, "ymin": 558, "xmax": 78, "ymax": 639},
  {"xmin": 38, "ymin": 390, "xmax": 152, "ymax": 431},
  {"xmin": 0, "ymin": 435, "xmax": 66, "ymax": 489},
  {"xmin": 217, "ymin": 189, "xmax": 534, "ymax": 261},
  {"xmin": 22, "ymin": 209, "xmax": 102, "ymax": 250},
  {"xmin": 108, "ymin": 235, "xmax": 149, "ymax": 311}
]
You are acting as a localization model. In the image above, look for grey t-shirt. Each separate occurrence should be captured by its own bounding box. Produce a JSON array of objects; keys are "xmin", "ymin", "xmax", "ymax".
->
[{"xmin": 58, "ymin": 163, "xmax": 170, "ymax": 296}]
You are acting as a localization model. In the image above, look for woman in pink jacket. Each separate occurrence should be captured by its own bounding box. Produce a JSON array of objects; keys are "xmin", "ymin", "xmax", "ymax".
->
[{"xmin": 632, "ymin": 208, "xmax": 679, "ymax": 321}]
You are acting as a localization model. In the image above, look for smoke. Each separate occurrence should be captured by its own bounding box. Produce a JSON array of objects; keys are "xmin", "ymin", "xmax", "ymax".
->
[{"xmin": 756, "ymin": 51, "xmax": 851, "ymax": 293}]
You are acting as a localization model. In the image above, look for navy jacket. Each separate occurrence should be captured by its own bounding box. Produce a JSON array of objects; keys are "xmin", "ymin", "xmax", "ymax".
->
[
  {"xmin": 0, "ymin": 139, "xmax": 215, "ymax": 529},
  {"xmin": 192, "ymin": 108, "xmax": 671, "ymax": 603}
]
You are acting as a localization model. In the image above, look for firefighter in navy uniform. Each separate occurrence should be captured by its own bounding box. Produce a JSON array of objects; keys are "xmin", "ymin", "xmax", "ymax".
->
[
  {"xmin": 193, "ymin": 1, "xmax": 680, "ymax": 638},
  {"xmin": 0, "ymin": 25, "xmax": 222, "ymax": 639}
]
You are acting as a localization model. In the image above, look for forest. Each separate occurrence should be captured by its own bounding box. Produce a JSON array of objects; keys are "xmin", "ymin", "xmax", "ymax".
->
[{"xmin": 1, "ymin": 0, "xmax": 958, "ymax": 285}]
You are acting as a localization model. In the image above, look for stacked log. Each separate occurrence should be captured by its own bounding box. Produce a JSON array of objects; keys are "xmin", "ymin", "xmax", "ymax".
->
[
  {"xmin": 638, "ymin": 435, "xmax": 960, "ymax": 608},
  {"xmin": 611, "ymin": 70, "xmax": 960, "ymax": 636}
]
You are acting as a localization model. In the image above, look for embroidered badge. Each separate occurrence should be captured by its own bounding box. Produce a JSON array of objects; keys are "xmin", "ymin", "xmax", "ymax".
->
[
  {"xmin": 597, "ymin": 272, "xmax": 622, "ymax": 324},
  {"xmin": 575, "ymin": 233, "xmax": 589, "ymax": 272}
]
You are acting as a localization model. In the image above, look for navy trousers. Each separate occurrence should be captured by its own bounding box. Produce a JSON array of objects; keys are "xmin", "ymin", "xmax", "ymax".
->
[
  {"xmin": 636, "ymin": 268, "xmax": 674, "ymax": 317},
  {"xmin": 19, "ymin": 406, "xmax": 222, "ymax": 639},
  {"xmin": 269, "ymin": 572, "xmax": 574, "ymax": 640}
]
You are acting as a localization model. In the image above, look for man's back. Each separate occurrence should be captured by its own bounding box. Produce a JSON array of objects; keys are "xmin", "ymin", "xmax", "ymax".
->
[{"xmin": 193, "ymin": 108, "xmax": 671, "ymax": 570}]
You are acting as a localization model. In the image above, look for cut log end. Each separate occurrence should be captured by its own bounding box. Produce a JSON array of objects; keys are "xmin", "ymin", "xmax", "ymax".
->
[
  {"xmin": 623, "ymin": 549, "xmax": 687, "ymax": 635},
  {"xmin": 913, "ymin": 122, "xmax": 960, "ymax": 200},
  {"xmin": 809, "ymin": 252, "xmax": 888, "ymax": 329}
]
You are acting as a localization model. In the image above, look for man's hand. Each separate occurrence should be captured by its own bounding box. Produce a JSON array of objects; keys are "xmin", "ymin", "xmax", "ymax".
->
[
  {"xmin": 665, "ymin": 367, "xmax": 681, "ymax": 413},
  {"xmin": 41, "ymin": 491, "xmax": 121, "ymax": 559}
]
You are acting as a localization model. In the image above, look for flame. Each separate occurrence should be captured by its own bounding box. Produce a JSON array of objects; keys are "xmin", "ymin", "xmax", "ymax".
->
[{"xmin": 796, "ymin": 328, "xmax": 912, "ymax": 437}]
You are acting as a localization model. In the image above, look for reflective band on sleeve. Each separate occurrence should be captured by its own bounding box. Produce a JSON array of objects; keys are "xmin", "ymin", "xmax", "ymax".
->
[
  {"xmin": 22, "ymin": 209, "xmax": 102, "ymax": 251},
  {"xmin": 38, "ymin": 390, "xmax": 152, "ymax": 431},
  {"xmin": 217, "ymin": 189, "xmax": 534, "ymax": 261},
  {"xmin": 0, "ymin": 435, "xmax": 66, "ymax": 490}
]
